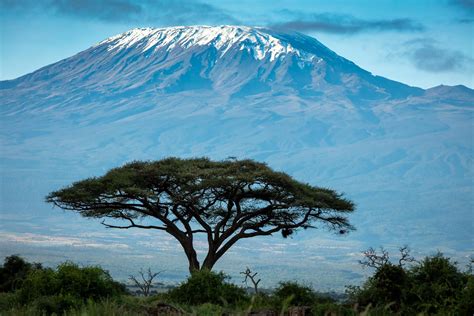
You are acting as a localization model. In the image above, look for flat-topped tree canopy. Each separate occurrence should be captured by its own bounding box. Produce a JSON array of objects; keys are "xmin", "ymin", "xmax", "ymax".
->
[{"xmin": 46, "ymin": 157, "xmax": 355, "ymax": 272}]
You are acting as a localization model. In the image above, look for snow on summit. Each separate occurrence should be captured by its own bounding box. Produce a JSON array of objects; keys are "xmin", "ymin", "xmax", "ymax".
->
[{"xmin": 100, "ymin": 26, "xmax": 316, "ymax": 62}]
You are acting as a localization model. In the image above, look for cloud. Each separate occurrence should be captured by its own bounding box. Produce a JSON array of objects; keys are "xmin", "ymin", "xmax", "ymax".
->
[
  {"xmin": 51, "ymin": 0, "xmax": 142, "ymax": 22},
  {"xmin": 0, "ymin": 0, "xmax": 239, "ymax": 25},
  {"xmin": 449, "ymin": 0, "xmax": 474, "ymax": 23},
  {"xmin": 402, "ymin": 38, "xmax": 473, "ymax": 72},
  {"xmin": 0, "ymin": 232, "xmax": 130, "ymax": 250},
  {"xmin": 457, "ymin": 18, "xmax": 474, "ymax": 23},
  {"xmin": 270, "ymin": 13, "xmax": 424, "ymax": 34},
  {"xmin": 450, "ymin": 0, "xmax": 474, "ymax": 10}
]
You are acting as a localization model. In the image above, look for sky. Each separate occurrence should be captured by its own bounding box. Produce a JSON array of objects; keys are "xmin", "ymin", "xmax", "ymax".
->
[{"xmin": 0, "ymin": 0, "xmax": 473, "ymax": 88}]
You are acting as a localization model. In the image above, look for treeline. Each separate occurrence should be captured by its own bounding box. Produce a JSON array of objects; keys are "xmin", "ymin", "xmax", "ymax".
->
[{"xmin": 0, "ymin": 251, "xmax": 473, "ymax": 315}]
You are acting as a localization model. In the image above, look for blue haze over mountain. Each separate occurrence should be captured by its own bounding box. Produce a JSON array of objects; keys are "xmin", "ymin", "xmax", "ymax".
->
[{"xmin": 1, "ymin": 26, "xmax": 472, "ymax": 289}]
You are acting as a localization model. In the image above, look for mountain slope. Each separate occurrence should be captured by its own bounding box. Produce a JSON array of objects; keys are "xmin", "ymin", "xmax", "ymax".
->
[
  {"xmin": 1, "ymin": 26, "xmax": 423, "ymax": 115},
  {"xmin": 0, "ymin": 26, "xmax": 472, "ymax": 289}
]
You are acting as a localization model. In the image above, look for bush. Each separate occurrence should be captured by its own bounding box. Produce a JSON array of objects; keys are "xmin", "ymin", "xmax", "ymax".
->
[
  {"xmin": 311, "ymin": 302, "xmax": 356, "ymax": 316},
  {"xmin": 409, "ymin": 253, "xmax": 470, "ymax": 314},
  {"xmin": 455, "ymin": 274, "xmax": 474, "ymax": 315},
  {"xmin": 371, "ymin": 263, "xmax": 407, "ymax": 310},
  {"xmin": 15, "ymin": 261, "xmax": 126, "ymax": 314},
  {"xmin": 19, "ymin": 262, "xmax": 126, "ymax": 303},
  {"xmin": 0, "ymin": 292, "xmax": 19, "ymax": 310},
  {"xmin": 0, "ymin": 297, "xmax": 150, "ymax": 316},
  {"xmin": 167, "ymin": 269, "xmax": 247, "ymax": 306},
  {"xmin": 246, "ymin": 292, "xmax": 274, "ymax": 310},
  {"xmin": 55, "ymin": 262, "xmax": 127, "ymax": 300},
  {"xmin": 0, "ymin": 255, "xmax": 42, "ymax": 292},
  {"xmin": 273, "ymin": 281, "xmax": 319, "ymax": 307},
  {"xmin": 348, "ymin": 250, "xmax": 474, "ymax": 315},
  {"xmin": 193, "ymin": 303, "xmax": 223, "ymax": 315},
  {"xmin": 32, "ymin": 295, "xmax": 80, "ymax": 315}
]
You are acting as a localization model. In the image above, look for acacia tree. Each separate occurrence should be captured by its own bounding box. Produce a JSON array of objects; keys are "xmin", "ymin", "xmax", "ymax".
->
[{"xmin": 46, "ymin": 158, "xmax": 355, "ymax": 272}]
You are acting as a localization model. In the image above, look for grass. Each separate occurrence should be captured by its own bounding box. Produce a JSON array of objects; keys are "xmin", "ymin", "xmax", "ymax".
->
[{"xmin": 0, "ymin": 296, "xmax": 407, "ymax": 316}]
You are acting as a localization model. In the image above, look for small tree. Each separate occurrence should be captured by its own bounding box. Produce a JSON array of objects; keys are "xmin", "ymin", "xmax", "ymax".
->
[
  {"xmin": 129, "ymin": 268, "xmax": 162, "ymax": 297},
  {"xmin": 240, "ymin": 267, "xmax": 261, "ymax": 294},
  {"xmin": 47, "ymin": 158, "xmax": 355, "ymax": 272}
]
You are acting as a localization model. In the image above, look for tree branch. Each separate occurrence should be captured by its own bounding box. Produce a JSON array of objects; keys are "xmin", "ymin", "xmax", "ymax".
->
[{"xmin": 101, "ymin": 212, "xmax": 167, "ymax": 230}]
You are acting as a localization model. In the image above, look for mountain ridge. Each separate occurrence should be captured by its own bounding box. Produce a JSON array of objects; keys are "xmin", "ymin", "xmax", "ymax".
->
[
  {"xmin": 1, "ymin": 25, "xmax": 427, "ymax": 109},
  {"xmin": 2, "ymin": 26, "xmax": 471, "ymax": 94}
]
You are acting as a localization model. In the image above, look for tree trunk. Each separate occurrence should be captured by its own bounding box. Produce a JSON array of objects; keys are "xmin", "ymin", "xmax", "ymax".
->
[
  {"xmin": 201, "ymin": 255, "xmax": 216, "ymax": 271},
  {"xmin": 185, "ymin": 246, "xmax": 200, "ymax": 273},
  {"xmin": 201, "ymin": 243, "xmax": 218, "ymax": 271},
  {"xmin": 174, "ymin": 234, "xmax": 201, "ymax": 273},
  {"xmin": 188, "ymin": 256, "xmax": 200, "ymax": 273}
]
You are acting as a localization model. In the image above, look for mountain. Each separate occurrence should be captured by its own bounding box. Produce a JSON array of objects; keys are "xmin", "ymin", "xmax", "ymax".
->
[
  {"xmin": 1, "ymin": 26, "xmax": 424, "ymax": 113},
  {"xmin": 0, "ymin": 26, "xmax": 472, "ymax": 289}
]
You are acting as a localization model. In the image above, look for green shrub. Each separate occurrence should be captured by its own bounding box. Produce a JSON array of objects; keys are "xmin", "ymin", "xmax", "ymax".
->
[
  {"xmin": 408, "ymin": 253, "xmax": 470, "ymax": 314},
  {"xmin": 0, "ymin": 292, "xmax": 19, "ymax": 310},
  {"xmin": 32, "ymin": 294, "xmax": 80, "ymax": 315},
  {"xmin": 70, "ymin": 298, "xmax": 147, "ymax": 316},
  {"xmin": 167, "ymin": 269, "xmax": 247, "ymax": 306},
  {"xmin": 55, "ymin": 262, "xmax": 126, "ymax": 300},
  {"xmin": 371, "ymin": 263, "xmax": 407, "ymax": 310},
  {"xmin": 311, "ymin": 302, "xmax": 356, "ymax": 316},
  {"xmin": 0, "ymin": 255, "xmax": 42, "ymax": 292},
  {"xmin": 455, "ymin": 274, "xmax": 474, "ymax": 316},
  {"xmin": 0, "ymin": 297, "xmax": 150, "ymax": 316},
  {"xmin": 348, "ymin": 251, "xmax": 474, "ymax": 315},
  {"xmin": 246, "ymin": 292, "xmax": 274, "ymax": 310},
  {"xmin": 17, "ymin": 262, "xmax": 126, "ymax": 306},
  {"xmin": 273, "ymin": 281, "xmax": 333, "ymax": 308},
  {"xmin": 13, "ymin": 261, "xmax": 127, "ymax": 315},
  {"xmin": 193, "ymin": 303, "xmax": 223, "ymax": 315}
]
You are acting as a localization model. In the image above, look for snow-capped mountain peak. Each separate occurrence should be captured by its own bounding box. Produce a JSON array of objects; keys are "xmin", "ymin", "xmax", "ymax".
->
[
  {"xmin": 99, "ymin": 25, "xmax": 316, "ymax": 62},
  {"xmin": 2, "ymin": 25, "xmax": 423, "ymax": 104}
]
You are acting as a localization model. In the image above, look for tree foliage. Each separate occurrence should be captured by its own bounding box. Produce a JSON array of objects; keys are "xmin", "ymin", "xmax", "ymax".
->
[{"xmin": 46, "ymin": 157, "xmax": 355, "ymax": 272}]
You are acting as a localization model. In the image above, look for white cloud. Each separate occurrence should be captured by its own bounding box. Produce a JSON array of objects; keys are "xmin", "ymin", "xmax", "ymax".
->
[{"xmin": 0, "ymin": 232, "xmax": 130, "ymax": 250}]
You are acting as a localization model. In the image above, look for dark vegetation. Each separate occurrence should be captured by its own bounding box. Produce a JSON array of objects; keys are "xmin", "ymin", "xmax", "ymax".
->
[{"xmin": 0, "ymin": 251, "xmax": 472, "ymax": 315}]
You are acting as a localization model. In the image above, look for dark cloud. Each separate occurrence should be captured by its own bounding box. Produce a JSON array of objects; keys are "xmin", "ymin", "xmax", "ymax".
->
[
  {"xmin": 270, "ymin": 13, "xmax": 424, "ymax": 34},
  {"xmin": 450, "ymin": 0, "xmax": 474, "ymax": 23},
  {"xmin": 51, "ymin": 0, "xmax": 142, "ymax": 22},
  {"xmin": 458, "ymin": 17, "xmax": 474, "ymax": 23},
  {"xmin": 403, "ymin": 38, "xmax": 473, "ymax": 72},
  {"xmin": 450, "ymin": 0, "xmax": 474, "ymax": 10},
  {"xmin": 0, "ymin": 0, "xmax": 239, "ymax": 25}
]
